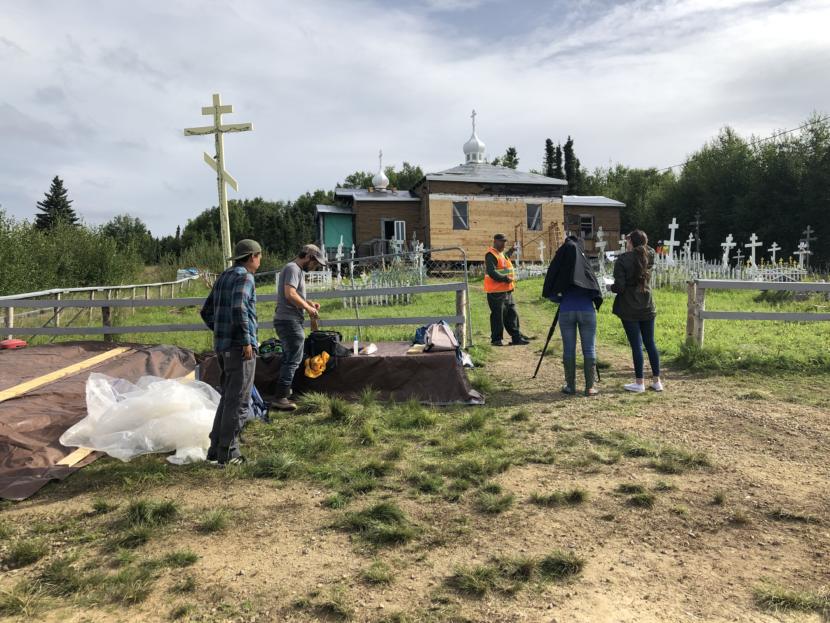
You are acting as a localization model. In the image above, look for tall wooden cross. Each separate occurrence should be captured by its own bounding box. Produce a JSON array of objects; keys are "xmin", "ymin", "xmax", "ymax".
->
[
  {"xmin": 767, "ymin": 242, "xmax": 781, "ymax": 263},
  {"xmin": 744, "ymin": 233, "xmax": 762, "ymax": 267},
  {"xmin": 184, "ymin": 93, "xmax": 253, "ymax": 268},
  {"xmin": 721, "ymin": 233, "xmax": 736, "ymax": 267},
  {"xmin": 689, "ymin": 210, "xmax": 705, "ymax": 254}
]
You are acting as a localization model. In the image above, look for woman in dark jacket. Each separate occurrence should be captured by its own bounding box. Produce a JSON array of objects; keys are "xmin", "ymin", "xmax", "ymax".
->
[
  {"xmin": 543, "ymin": 236, "xmax": 603, "ymax": 396},
  {"xmin": 611, "ymin": 230, "xmax": 663, "ymax": 393}
]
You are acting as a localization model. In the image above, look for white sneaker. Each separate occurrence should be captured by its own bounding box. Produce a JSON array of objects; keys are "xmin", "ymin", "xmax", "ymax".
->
[
  {"xmin": 650, "ymin": 381, "xmax": 664, "ymax": 392},
  {"xmin": 624, "ymin": 382, "xmax": 645, "ymax": 393}
]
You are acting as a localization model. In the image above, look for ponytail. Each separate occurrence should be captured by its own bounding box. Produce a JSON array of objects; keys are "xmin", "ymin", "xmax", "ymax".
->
[{"xmin": 628, "ymin": 229, "xmax": 650, "ymax": 292}]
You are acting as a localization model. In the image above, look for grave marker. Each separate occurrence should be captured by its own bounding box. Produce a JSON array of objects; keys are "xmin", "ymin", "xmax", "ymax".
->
[{"xmin": 744, "ymin": 233, "xmax": 763, "ymax": 267}]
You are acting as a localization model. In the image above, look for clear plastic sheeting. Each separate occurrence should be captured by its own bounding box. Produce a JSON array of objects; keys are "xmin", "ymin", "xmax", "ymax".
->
[{"xmin": 60, "ymin": 373, "xmax": 219, "ymax": 464}]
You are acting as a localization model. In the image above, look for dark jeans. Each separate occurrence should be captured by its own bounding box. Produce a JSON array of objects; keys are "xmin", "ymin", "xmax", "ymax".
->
[
  {"xmin": 621, "ymin": 318, "xmax": 660, "ymax": 379},
  {"xmin": 275, "ymin": 319, "xmax": 305, "ymax": 396},
  {"xmin": 209, "ymin": 348, "xmax": 256, "ymax": 462},
  {"xmin": 487, "ymin": 291, "xmax": 521, "ymax": 343}
]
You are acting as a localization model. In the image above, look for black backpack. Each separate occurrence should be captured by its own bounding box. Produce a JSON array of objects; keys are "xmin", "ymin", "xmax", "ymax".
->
[{"xmin": 304, "ymin": 331, "xmax": 351, "ymax": 370}]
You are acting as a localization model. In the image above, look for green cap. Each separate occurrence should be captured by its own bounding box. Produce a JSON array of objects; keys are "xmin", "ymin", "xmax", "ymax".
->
[{"xmin": 230, "ymin": 239, "xmax": 262, "ymax": 261}]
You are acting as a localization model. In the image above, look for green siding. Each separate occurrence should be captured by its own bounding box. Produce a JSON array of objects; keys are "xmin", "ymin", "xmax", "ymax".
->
[{"xmin": 323, "ymin": 213, "xmax": 354, "ymax": 248}]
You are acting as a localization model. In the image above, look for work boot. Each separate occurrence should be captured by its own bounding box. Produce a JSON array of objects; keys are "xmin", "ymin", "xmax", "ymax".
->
[
  {"xmin": 584, "ymin": 358, "xmax": 598, "ymax": 396},
  {"xmin": 561, "ymin": 358, "xmax": 576, "ymax": 395},
  {"xmin": 273, "ymin": 386, "xmax": 297, "ymax": 411}
]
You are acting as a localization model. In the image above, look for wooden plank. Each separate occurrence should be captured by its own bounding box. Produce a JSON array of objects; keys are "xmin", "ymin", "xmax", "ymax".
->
[
  {"xmin": 301, "ymin": 315, "xmax": 465, "ymax": 328},
  {"xmin": 56, "ymin": 447, "xmax": 94, "ymax": 467},
  {"xmin": 700, "ymin": 311, "xmax": 830, "ymax": 322},
  {"xmin": 694, "ymin": 285, "xmax": 706, "ymax": 346},
  {"xmin": 0, "ymin": 347, "xmax": 131, "ymax": 403},
  {"xmin": 695, "ymin": 280, "xmax": 830, "ymax": 292},
  {"xmin": 4, "ymin": 305, "xmax": 12, "ymax": 340}
]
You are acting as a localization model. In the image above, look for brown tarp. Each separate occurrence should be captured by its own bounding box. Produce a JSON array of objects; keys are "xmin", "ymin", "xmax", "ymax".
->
[
  {"xmin": 199, "ymin": 341, "xmax": 484, "ymax": 405},
  {"xmin": 0, "ymin": 342, "xmax": 195, "ymax": 501}
]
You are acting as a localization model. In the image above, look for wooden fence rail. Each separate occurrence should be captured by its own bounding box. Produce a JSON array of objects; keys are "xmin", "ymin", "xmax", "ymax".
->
[
  {"xmin": 685, "ymin": 279, "xmax": 830, "ymax": 346},
  {"xmin": 0, "ymin": 282, "xmax": 470, "ymax": 347}
]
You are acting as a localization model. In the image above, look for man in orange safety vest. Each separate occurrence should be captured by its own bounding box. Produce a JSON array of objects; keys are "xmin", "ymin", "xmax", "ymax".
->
[{"xmin": 484, "ymin": 233, "xmax": 530, "ymax": 346}]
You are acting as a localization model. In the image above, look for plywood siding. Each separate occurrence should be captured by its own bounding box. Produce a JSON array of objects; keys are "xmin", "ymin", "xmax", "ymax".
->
[
  {"xmin": 353, "ymin": 200, "xmax": 424, "ymax": 251},
  {"xmin": 427, "ymin": 195, "xmax": 564, "ymax": 261},
  {"xmin": 564, "ymin": 206, "xmax": 622, "ymax": 255}
]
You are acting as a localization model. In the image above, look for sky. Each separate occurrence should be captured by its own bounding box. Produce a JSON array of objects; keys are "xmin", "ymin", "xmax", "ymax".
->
[{"xmin": 1, "ymin": 0, "xmax": 829, "ymax": 236}]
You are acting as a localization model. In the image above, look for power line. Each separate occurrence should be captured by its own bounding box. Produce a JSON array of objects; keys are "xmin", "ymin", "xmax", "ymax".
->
[{"xmin": 655, "ymin": 114, "xmax": 830, "ymax": 173}]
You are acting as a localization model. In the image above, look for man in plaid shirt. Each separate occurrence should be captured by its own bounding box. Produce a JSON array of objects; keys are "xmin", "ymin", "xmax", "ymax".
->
[{"xmin": 200, "ymin": 239, "xmax": 262, "ymax": 466}]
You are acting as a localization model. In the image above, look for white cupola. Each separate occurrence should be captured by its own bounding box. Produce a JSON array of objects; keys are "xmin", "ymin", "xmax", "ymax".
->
[
  {"xmin": 463, "ymin": 109, "xmax": 486, "ymax": 163},
  {"xmin": 372, "ymin": 149, "xmax": 390, "ymax": 190}
]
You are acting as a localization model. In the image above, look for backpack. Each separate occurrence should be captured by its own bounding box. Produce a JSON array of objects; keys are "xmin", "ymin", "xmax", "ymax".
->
[
  {"xmin": 424, "ymin": 321, "xmax": 459, "ymax": 352},
  {"xmin": 304, "ymin": 331, "xmax": 350, "ymax": 371},
  {"xmin": 248, "ymin": 385, "xmax": 270, "ymax": 423}
]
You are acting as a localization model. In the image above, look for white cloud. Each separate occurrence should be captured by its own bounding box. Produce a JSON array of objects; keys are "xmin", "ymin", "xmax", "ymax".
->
[{"xmin": 0, "ymin": 0, "xmax": 828, "ymax": 235}]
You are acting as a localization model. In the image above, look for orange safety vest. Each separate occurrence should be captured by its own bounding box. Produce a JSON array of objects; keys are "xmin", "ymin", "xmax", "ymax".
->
[{"xmin": 483, "ymin": 247, "xmax": 515, "ymax": 293}]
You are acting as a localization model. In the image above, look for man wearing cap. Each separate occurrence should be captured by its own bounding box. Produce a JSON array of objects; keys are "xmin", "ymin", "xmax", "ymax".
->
[
  {"xmin": 200, "ymin": 239, "xmax": 262, "ymax": 465},
  {"xmin": 273, "ymin": 244, "xmax": 327, "ymax": 411},
  {"xmin": 484, "ymin": 234, "xmax": 530, "ymax": 346}
]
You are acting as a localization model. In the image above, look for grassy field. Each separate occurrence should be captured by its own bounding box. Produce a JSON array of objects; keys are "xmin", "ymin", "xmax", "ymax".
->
[{"xmin": 1, "ymin": 277, "xmax": 829, "ymax": 621}]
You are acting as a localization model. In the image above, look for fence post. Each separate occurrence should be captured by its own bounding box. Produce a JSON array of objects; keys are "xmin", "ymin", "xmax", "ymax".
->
[
  {"xmin": 5, "ymin": 306, "xmax": 13, "ymax": 340},
  {"xmin": 455, "ymin": 287, "xmax": 468, "ymax": 349},
  {"xmin": 102, "ymin": 289, "xmax": 113, "ymax": 343},
  {"xmin": 144, "ymin": 285, "xmax": 150, "ymax": 300},
  {"xmin": 89, "ymin": 291, "xmax": 95, "ymax": 323},
  {"xmin": 694, "ymin": 282, "xmax": 706, "ymax": 347},
  {"xmin": 55, "ymin": 292, "xmax": 62, "ymax": 328},
  {"xmin": 685, "ymin": 281, "xmax": 696, "ymax": 345}
]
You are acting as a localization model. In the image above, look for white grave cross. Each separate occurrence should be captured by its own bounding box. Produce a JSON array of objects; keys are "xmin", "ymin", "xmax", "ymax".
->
[
  {"xmin": 683, "ymin": 233, "xmax": 694, "ymax": 259},
  {"xmin": 618, "ymin": 236, "xmax": 627, "ymax": 252},
  {"xmin": 720, "ymin": 233, "xmax": 736, "ymax": 267},
  {"xmin": 665, "ymin": 218, "xmax": 680, "ymax": 256},
  {"xmin": 795, "ymin": 241, "xmax": 812, "ymax": 268},
  {"xmin": 767, "ymin": 242, "xmax": 781, "ymax": 263},
  {"xmin": 335, "ymin": 236, "xmax": 345, "ymax": 280},
  {"xmin": 538, "ymin": 240, "xmax": 546, "ymax": 264},
  {"xmin": 184, "ymin": 93, "xmax": 253, "ymax": 267},
  {"xmin": 744, "ymin": 233, "xmax": 763, "ymax": 267}
]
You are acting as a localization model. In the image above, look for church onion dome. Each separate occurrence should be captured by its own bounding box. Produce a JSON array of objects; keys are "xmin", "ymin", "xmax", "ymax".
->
[
  {"xmin": 372, "ymin": 149, "xmax": 390, "ymax": 190},
  {"xmin": 463, "ymin": 109, "xmax": 486, "ymax": 163}
]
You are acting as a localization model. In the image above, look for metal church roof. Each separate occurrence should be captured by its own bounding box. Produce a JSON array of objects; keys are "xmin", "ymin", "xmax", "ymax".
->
[
  {"xmin": 423, "ymin": 162, "xmax": 567, "ymax": 186},
  {"xmin": 315, "ymin": 204, "xmax": 354, "ymax": 215},
  {"xmin": 334, "ymin": 188, "xmax": 420, "ymax": 202},
  {"xmin": 563, "ymin": 195, "xmax": 625, "ymax": 207}
]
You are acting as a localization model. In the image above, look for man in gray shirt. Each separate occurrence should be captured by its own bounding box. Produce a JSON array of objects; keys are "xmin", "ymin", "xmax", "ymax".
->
[{"xmin": 273, "ymin": 244, "xmax": 327, "ymax": 410}]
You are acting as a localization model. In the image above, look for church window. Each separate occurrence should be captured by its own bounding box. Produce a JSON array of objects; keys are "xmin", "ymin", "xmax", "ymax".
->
[
  {"xmin": 527, "ymin": 204, "xmax": 542, "ymax": 231},
  {"xmin": 452, "ymin": 202, "xmax": 469, "ymax": 230},
  {"xmin": 580, "ymin": 215, "xmax": 594, "ymax": 239}
]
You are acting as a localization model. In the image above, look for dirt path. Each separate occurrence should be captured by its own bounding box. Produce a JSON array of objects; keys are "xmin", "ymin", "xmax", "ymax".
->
[{"xmin": 2, "ymin": 344, "xmax": 828, "ymax": 623}]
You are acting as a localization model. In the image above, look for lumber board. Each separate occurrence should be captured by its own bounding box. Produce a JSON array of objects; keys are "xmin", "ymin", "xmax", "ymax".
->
[
  {"xmin": 0, "ymin": 347, "xmax": 132, "ymax": 403},
  {"xmin": 56, "ymin": 447, "xmax": 94, "ymax": 467},
  {"xmin": 695, "ymin": 280, "xmax": 830, "ymax": 292},
  {"xmin": 700, "ymin": 311, "xmax": 830, "ymax": 322}
]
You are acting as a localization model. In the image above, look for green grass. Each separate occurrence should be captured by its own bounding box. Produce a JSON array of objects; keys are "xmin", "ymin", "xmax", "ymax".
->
[
  {"xmin": 162, "ymin": 550, "xmax": 199, "ymax": 568},
  {"xmin": 337, "ymin": 502, "xmax": 419, "ymax": 546},
  {"xmin": 362, "ymin": 560, "xmax": 395, "ymax": 585},
  {"xmin": 529, "ymin": 489, "xmax": 587, "ymax": 507},
  {"xmin": 754, "ymin": 583, "xmax": 830, "ymax": 613},
  {"xmin": 197, "ymin": 509, "xmax": 230, "ymax": 533},
  {"xmin": 3, "ymin": 538, "xmax": 48, "ymax": 569}
]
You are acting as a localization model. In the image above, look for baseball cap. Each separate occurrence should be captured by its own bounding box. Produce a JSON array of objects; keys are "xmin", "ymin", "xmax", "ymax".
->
[
  {"xmin": 230, "ymin": 239, "xmax": 262, "ymax": 261},
  {"xmin": 301, "ymin": 243, "xmax": 328, "ymax": 266}
]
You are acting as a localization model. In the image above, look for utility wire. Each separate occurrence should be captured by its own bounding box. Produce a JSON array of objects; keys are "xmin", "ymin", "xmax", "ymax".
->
[{"xmin": 655, "ymin": 114, "xmax": 830, "ymax": 173}]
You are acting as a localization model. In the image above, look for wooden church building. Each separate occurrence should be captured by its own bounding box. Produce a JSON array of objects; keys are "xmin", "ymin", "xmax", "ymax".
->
[{"xmin": 315, "ymin": 112, "xmax": 622, "ymax": 261}]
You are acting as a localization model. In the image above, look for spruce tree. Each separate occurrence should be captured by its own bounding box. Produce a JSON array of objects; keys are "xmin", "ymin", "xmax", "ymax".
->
[
  {"xmin": 563, "ymin": 136, "xmax": 575, "ymax": 185},
  {"xmin": 553, "ymin": 144, "xmax": 564, "ymax": 179},
  {"xmin": 544, "ymin": 139, "xmax": 556, "ymax": 177},
  {"xmin": 35, "ymin": 176, "xmax": 78, "ymax": 230}
]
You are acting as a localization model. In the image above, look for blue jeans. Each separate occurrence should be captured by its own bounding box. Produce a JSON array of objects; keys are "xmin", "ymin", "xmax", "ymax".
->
[
  {"xmin": 274, "ymin": 319, "xmax": 305, "ymax": 396},
  {"xmin": 559, "ymin": 310, "xmax": 596, "ymax": 360},
  {"xmin": 621, "ymin": 318, "xmax": 660, "ymax": 379}
]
